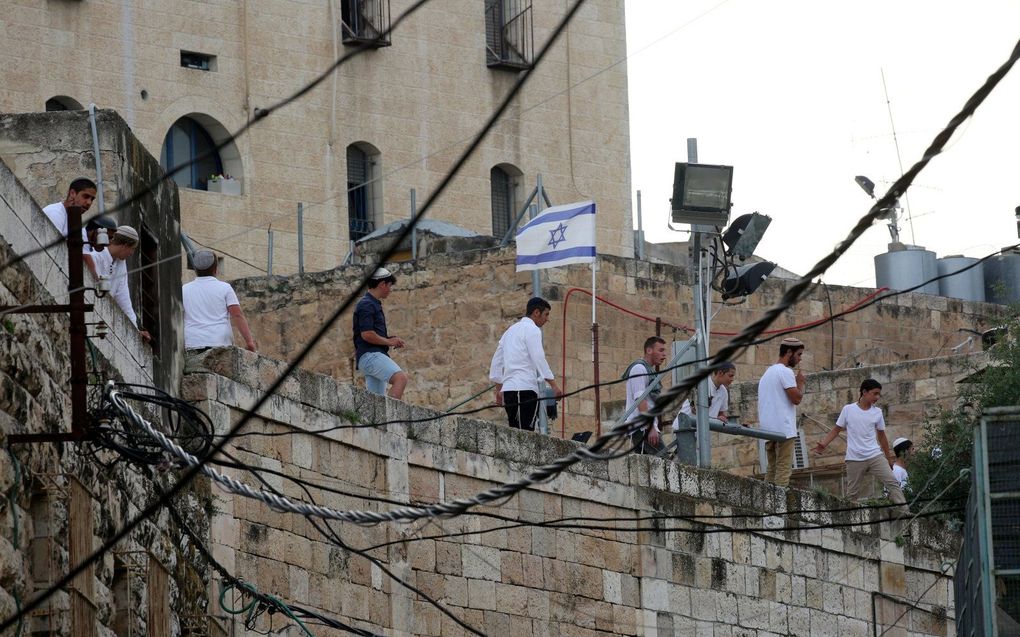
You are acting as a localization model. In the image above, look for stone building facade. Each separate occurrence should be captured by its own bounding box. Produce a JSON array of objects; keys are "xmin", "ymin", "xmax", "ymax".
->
[{"xmin": 0, "ymin": 0, "xmax": 634, "ymax": 278}]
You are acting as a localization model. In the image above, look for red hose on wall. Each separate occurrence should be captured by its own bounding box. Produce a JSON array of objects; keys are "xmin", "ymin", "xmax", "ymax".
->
[{"xmin": 558, "ymin": 286, "xmax": 890, "ymax": 438}]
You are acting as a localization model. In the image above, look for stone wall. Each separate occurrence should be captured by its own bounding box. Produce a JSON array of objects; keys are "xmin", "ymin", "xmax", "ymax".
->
[
  {"xmin": 0, "ymin": 109, "xmax": 184, "ymax": 392},
  {"xmin": 0, "ymin": 160, "xmax": 210, "ymax": 634},
  {"xmin": 183, "ymin": 347, "xmax": 960, "ymax": 636},
  {"xmin": 0, "ymin": 0, "xmax": 634, "ymax": 277},
  {"xmin": 232, "ymin": 245, "xmax": 1004, "ymax": 439}
]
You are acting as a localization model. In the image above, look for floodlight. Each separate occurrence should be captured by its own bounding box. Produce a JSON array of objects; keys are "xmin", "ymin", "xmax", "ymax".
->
[
  {"xmin": 855, "ymin": 175, "xmax": 876, "ymax": 198},
  {"xmin": 671, "ymin": 163, "xmax": 733, "ymax": 226},
  {"xmin": 721, "ymin": 261, "xmax": 776, "ymax": 300},
  {"xmin": 722, "ymin": 212, "xmax": 772, "ymax": 260}
]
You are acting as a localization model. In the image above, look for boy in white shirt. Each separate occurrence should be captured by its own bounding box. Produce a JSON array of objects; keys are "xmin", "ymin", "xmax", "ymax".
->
[
  {"xmin": 813, "ymin": 379, "xmax": 907, "ymax": 513},
  {"xmin": 891, "ymin": 437, "xmax": 913, "ymax": 491}
]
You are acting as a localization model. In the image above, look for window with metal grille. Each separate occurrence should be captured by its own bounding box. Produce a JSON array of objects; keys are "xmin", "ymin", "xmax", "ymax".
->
[
  {"xmin": 340, "ymin": 0, "xmax": 392, "ymax": 47},
  {"xmin": 485, "ymin": 0, "xmax": 533, "ymax": 70},
  {"xmin": 139, "ymin": 226, "xmax": 161, "ymax": 356},
  {"xmin": 180, "ymin": 50, "xmax": 216, "ymax": 71},
  {"xmin": 347, "ymin": 144, "xmax": 378, "ymax": 241},
  {"xmin": 491, "ymin": 166, "xmax": 514, "ymax": 238}
]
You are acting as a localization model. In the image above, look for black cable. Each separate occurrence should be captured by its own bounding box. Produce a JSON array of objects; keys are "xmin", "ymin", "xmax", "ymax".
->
[
  {"xmin": 358, "ymin": 507, "xmax": 963, "ymax": 554},
  {"xmin": 164, "ymin": 501, "xmax": 381, "ymax": 637},
  {"xmin": 213, "ymin": 445, "xmax": 485, "ymax": 636},
  {"xmin": 752, "ymin": 242, "xmax": 1020, "ymax": 347}
]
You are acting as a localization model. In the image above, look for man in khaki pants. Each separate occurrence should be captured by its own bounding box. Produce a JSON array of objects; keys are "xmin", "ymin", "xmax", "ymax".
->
[
  {"xmin": 757, "ymin": 337, "xmax": 806, "ymax": 487},
  {"xmin": 813, "ymin": 379, "xmax": 907, "ymax": 514}
]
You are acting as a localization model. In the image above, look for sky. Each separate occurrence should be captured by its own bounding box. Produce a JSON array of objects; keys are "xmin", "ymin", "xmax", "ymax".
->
[{"xmin": 624, "ymin": 0, "xmax": 1020, "ymax": 287}]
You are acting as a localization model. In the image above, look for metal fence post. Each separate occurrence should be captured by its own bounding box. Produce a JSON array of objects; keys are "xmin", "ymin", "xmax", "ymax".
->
[
  {"xmin": 267, "ymin": 229, "xmax": 274, "ymax": 275},
  {"xmin": 297, "ymin": 203, "xmax": 304, "ymax": 274}
]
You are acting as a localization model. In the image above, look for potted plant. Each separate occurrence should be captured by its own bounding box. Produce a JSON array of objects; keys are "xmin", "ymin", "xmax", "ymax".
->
[{"xmin": 207, "ymin": 174, "xmax": 241, "ymax": 196}]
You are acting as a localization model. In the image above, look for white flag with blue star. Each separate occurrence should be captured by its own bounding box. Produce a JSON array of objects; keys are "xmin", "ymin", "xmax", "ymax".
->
[{"xmin": 515, "ymin": 200, "xmax": 596, "ymax": 272}]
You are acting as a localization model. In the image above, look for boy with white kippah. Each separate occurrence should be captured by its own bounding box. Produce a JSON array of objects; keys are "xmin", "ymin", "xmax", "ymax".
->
[
  {"xmin": 183, "ymin": 250, "xmax": 256, "ymax": 352},
  {"xmin": 757, "ymin": 336, "xmax": 806, "ymax": 487},
  {"xmin": 90, "ymin": 225, "xmax": 151, "ymax": 343}
]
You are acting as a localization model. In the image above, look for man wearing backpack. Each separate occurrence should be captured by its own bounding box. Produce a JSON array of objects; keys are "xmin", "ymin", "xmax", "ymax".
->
[{"xmin": 625, "ymin": 336, "xmax": 668, "ymax": 454}]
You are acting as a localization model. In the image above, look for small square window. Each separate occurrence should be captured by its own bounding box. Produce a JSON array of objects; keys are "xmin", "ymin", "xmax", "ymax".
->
[{"xmin": 180, "ymin": 51, "xmax": 216, "ymax": 72}]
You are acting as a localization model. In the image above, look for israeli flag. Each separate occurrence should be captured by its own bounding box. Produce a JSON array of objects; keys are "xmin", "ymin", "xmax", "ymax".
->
[{"xmin": 515, "ymin": 200, "xmax": 596, "ymax": 272}]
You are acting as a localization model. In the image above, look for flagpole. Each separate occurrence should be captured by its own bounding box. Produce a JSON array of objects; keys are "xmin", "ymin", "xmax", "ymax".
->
[
  {"xmin": 591, "ymin": 258, "xmax": 601, "ymax": 436},
  {"xmin": 533, "ymin": 174, "xmax": 549, "ymax": 436}
]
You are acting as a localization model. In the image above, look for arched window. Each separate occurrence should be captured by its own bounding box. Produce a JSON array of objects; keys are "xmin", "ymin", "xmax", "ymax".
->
[
  {"xmin": 491, "ymin": 163, "xmax": 522, "ymax": 238},
  {"xmin": 347, "ymin": 142, "xmax": 381, "ymax": 241},
  {"xmin": 160, "ymin": 116, "xmax": 222, "ymax": 190},
  {"xmin": 45, "ymin": 96, "xmax": 83, "ymax": 111}
]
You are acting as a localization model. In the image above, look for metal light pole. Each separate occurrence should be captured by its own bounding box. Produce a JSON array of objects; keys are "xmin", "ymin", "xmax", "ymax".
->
[{"xmin": 687, "ymin": 138, "xmax": 713, "ymax": 467}]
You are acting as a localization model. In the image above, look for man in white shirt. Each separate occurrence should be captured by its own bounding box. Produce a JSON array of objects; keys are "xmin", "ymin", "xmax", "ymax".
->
[
  {"xmin": 672, "ymin": 361, "xmax": 737, "ymax": 431},
  {"xmin": 625, "ymin": 336, "xmax": 668, "ymax": 454},
  {"xmin": 182, "ymin": 250, "xmax": 256, "ymax": 352},
  {"xmin": 813, "ymin": 379, "xmax": 907, "ymax": 514},
  {"xmin": 489, "ymin": 297, "xmax": 563, "ymax": 431},
  {"xmin": 757, "ymin": 337, "xmax": 806, "ymax": 487},
  {"xmin": 90, "ymin": 225, "xmax": 151, "ymax": 342},
  {"xmin": 41, "ymin": 178, "xmax": 98, "ymax": 273}
]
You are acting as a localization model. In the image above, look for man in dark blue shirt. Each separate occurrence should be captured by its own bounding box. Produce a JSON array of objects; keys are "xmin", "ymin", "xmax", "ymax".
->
[{"xmin": 353, "ymin": 268, "xmax": 408, "ymax": 398}]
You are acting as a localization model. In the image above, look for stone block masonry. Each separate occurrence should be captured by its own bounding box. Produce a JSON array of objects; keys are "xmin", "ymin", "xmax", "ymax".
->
[
  {"xmin": 184, "ymin": 347, "xmax": 960, "ymax": 636},
  {"xmin": 232, "ymin": 244, "xmax": 1003, "ymax": 439}
]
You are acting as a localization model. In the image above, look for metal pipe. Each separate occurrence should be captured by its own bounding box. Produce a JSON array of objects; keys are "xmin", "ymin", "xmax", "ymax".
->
[
  {"xmin": 88, "ymin": 104, "xmax": 106, "ymax": 214},
  {"xmin": 267, "ymin": 229, "xmax": 274, "ymax": 275},
  {"xmin": 410, "ymin": 188, "xmax": 417, "ymax": 261},
  {"xmin": 636, "ymin": 190, "xmax": 644, "ymax": 260},
  {"xmin": 499, "ymin": 186, "xmax": 538, "ymax": 246},
  {"xmin": 592, "ymin": 323, "xmax": 601, "ymax": 436},
  {"xmin": 297, "ymin": 203, "xmax": 304, "ymax": 274},
  {"xmin": 67, "ymin": 205, "xmax": 88, "ymax": 439}
]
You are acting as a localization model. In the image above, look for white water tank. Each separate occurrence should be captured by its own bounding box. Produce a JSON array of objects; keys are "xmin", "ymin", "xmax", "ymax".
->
[
  {"xmin": 983, "ymin": 250, "xmax": 1020, "ymax": 304},
  {"xmin": 874, "ymin": 243, "xmax": 939, "ymax": 295},
  {"xmin": 937, "ymin": 255, "xmax": 985, "ymax": 302}
]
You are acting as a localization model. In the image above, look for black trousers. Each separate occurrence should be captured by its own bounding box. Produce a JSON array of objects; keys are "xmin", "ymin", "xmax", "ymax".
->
[
  {"xmin": 631, "ymin": 427, "xmax": 666, "ymax": 455},
  {"xmin": 503, "ymin": 390, "xmax": 539, "ymax": 431}
]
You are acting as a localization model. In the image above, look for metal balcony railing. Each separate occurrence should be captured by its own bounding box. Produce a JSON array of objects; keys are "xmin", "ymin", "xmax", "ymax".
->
[
  {"xmin": 485, "ymin": 0, "xmax": 533, "ymax": 70},
  {"xmin": 340, "ymin": 0, "xmax": 391, "ymax": 48},
  {"xmin": 349, "ymin": 217, "xmax": 375, "ymax": 241}
]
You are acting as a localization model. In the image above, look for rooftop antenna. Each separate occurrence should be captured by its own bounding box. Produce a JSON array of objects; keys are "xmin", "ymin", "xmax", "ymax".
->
[{"xmin": 882, "ymin": 68, "xmax": 916, "ymax": 244}]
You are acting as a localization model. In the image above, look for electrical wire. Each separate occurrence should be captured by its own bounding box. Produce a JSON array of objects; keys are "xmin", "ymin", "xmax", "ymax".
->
[
  {"xmin": 0, "ymin": 3, "xmax": 593, "ymax": 630},
  {"xmin": 164, "ymin": 503, "xmax": 381, "ymax": 636}
]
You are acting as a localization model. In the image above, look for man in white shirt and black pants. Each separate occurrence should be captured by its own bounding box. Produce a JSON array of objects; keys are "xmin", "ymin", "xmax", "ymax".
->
[
  {"xmin": 182, "ymin": 250, "xmax": 257, "ymax": 352},
  {"xmin": 757, "ymin": 337, "xmax": 806, "ymax": 487},
  {"xmin": 489, "ymin": 297, "xmax": 563, "ymax": 431}
]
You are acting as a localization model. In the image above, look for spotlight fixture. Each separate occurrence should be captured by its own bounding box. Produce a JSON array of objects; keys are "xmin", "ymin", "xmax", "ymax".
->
[
  {"xmin": 670, "ymin": 163, "xmax": 733, "ymax": 226},
  {"xmin": 721, "ymin": 261, "xmax": 776, "ymax": 300},
  {"xmin": 722, "ymin": 212, "xmax": 772, "ymax": 260}
]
